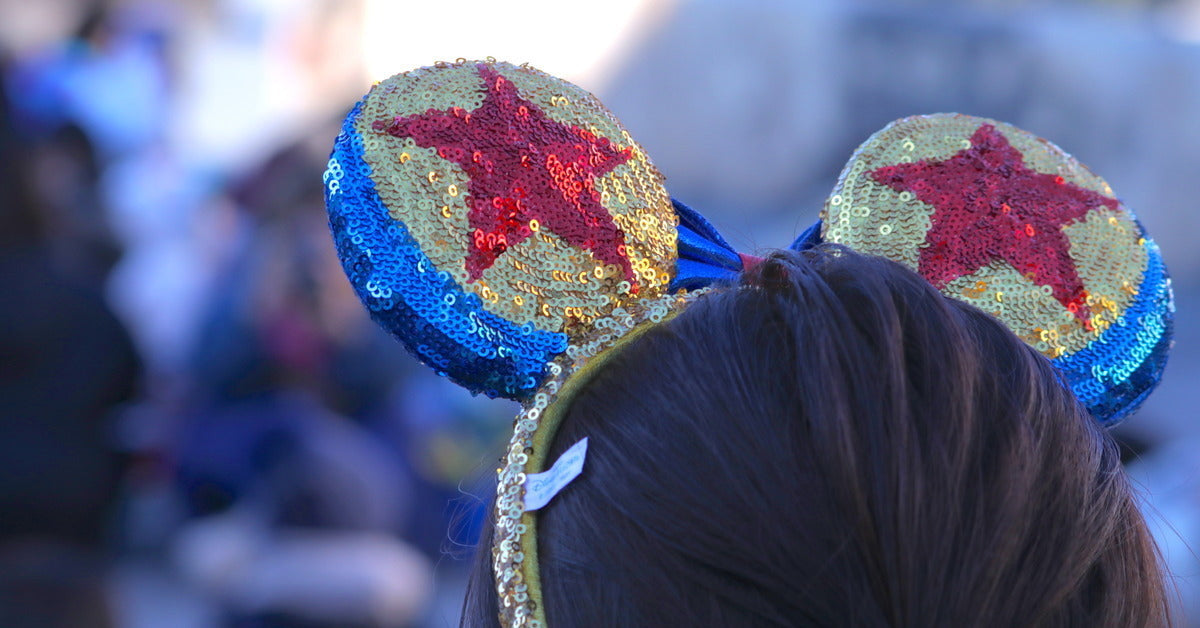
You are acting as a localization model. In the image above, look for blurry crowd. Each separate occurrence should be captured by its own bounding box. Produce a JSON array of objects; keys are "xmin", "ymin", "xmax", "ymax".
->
[
  {"xmin": 2, "ymin": 0, "xmax": 1200, "ymax": 625},
  {"xmin": 0, "ymin": 1, "xmax": 513, "ymax": 626}
]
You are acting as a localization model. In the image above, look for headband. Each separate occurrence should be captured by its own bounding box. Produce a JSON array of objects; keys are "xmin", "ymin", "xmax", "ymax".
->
[{"xmin": 323, "ymin": 59, "xmax": 1173, "ymax": 627}]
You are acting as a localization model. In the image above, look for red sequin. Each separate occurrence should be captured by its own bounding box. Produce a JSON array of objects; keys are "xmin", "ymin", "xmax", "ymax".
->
[
  {"xmin": 870, "ymin": 124, "xmax": 1118, "ymax": 323},
  {"xmin": 378, "ymin": 64, "xmax": 635, "ymax": 283}
]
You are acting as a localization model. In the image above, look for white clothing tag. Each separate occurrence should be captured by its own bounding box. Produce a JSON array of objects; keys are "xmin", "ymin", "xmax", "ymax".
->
[{"xmin": 523, "ymin": 437, "xmax": 588, "ymax": 512}]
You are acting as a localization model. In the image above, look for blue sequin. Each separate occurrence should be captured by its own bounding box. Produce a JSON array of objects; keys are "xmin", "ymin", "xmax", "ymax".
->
[
  {"xmin": 1052, "ymin": 237, "xmax": 1173, "ymax": 425},
  {"xmin": 325, "ymin": 100, "xmax": 567, "ymax": 400},
  {"xmin": 324, "ymin": 97, "xmax": 1173, "ymax": 423},
  {"xmin": 793, "ymin": 219, "xmax": 1171, "ymax": 425}
]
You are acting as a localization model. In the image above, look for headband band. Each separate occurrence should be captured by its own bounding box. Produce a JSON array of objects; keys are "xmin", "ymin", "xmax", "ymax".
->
[{"xmin": 495, "ymin": 299, "xmax": 699, "ymax": 625}]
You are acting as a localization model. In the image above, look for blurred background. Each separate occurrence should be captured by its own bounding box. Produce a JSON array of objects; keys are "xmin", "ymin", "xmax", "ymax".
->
[{"xmin": 0, "ymin": 0, "xmax": 1196, "ymax": 625}]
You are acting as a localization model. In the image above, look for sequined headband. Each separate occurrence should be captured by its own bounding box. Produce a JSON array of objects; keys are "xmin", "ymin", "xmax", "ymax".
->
[{"xmin": 323, "ymin": 59, "xmax": 1174, "ymax": 627}]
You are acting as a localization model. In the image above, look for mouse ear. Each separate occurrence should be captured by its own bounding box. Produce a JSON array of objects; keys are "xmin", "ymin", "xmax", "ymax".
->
[
  {"xmin": 324, "ymin": 60, "xmax": 680, "ymax": 400},
  {"xmin": 821, "ymin": 113, "xmax": 1173, "ymax": 424}
]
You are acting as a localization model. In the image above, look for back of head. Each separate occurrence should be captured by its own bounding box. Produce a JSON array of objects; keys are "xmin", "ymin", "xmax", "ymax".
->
[{"xmin": 464, "ymin": 246, "xmax": 1167, "ymax": 627}]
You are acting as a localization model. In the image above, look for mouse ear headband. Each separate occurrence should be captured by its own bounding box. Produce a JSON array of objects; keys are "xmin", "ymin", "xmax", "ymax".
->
[{"xmin": 324, "ymin": 60, "xmax": 1173, "ymax": 627}]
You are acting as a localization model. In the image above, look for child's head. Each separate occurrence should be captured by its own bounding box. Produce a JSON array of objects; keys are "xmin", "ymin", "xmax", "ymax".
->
[
  {"xmin": 323, "ymin": 61, "xmax": 1174, "ymax": 627},
  {"xmin": 464, "ymin": 247, "xmax": 1167, "ymax": 626}
]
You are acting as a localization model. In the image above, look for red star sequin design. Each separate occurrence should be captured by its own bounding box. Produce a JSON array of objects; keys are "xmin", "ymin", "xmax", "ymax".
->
[
  {"xmin": 870, "ymin": 124, "xmax": 1118, "ymax": 324},
  {"xmin": 374, "ymin": 65, "xmax": 636, "ymax": 285}
]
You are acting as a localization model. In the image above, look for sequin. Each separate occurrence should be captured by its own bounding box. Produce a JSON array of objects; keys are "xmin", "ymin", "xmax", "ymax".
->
[
  {"xmin": 326, "ymin": 60, "xmax": 678, "ymax": 400},
  {"xmin": 820, "ymin": 113, "xmax": 1173, "ymax": 424},
  {"xmin": 491, "ymin": 289, "xmax": 707, "ymax": 628}
]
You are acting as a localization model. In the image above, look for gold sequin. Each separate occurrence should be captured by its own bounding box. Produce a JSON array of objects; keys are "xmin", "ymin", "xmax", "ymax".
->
[
  {"xmin": 491, "ymin": 290, "xmax": 708, "ymax": 628},
  {"xmin": 820, "ymin": 114, "xmax": 1150, "ymax": 360},
  {"xmin": 356, "ymin": 60, "xmax": 677, "ymax": 336}
]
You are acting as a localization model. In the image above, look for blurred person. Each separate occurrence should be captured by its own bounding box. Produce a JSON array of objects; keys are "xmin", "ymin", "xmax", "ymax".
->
[
  {"xmin": 0, "ymin": 58, "xmax": 141, "ymax": 628},
  {"xmin": 170, "ymin": 139, "xmax": 433, "ymax": 627},
  {"xmin": 4, "ymin": 0, "xmax": 209, "ymax": 378},
  {"xmin": 5, "ymin": 0, "xmax": 171, "ymax": 159},
  {"xmin": 27, "ymin": 121, "xmax": 124, "ymax": 283}
]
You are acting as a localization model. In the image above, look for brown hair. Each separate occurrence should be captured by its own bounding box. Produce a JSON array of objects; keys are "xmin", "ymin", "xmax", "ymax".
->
[{"xmin": 464, "ymin": 246, "xmax": 1169, "ymax": 627}]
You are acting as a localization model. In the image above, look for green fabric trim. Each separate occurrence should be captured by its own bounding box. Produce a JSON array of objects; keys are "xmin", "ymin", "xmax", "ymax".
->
[{"xmin": 520, "ymin": 314, "xmax": 678, "ymax": 626}]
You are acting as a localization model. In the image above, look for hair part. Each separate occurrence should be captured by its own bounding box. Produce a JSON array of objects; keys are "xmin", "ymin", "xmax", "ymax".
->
[{"xmin": 464, "ymin": 246, "xmax": 1169, "ymax": 627}]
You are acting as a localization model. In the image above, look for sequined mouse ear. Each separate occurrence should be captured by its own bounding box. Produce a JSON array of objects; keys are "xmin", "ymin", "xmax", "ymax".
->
[
  {"xmin": 821, "ymin": 113, "xmax": 1173, "ymax": 424},
  {"xmin": 323, "ymin": 60, "xmax": 679, "ymax": 400}
]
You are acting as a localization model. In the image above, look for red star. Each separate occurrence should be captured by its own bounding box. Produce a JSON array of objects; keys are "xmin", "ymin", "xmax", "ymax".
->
[
  {"xmin": 374, "ymin": 64, "xmax": 635, "ymax": 285},
  {"xmin": 870, "ymin": 124, "xmax": 1118, "ymax": 324}
]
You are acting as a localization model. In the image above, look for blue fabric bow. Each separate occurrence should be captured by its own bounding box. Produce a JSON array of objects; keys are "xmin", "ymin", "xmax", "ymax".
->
[{"xmin": 669, "ymin": 198, "xmax": 823, "ymax": 292}]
